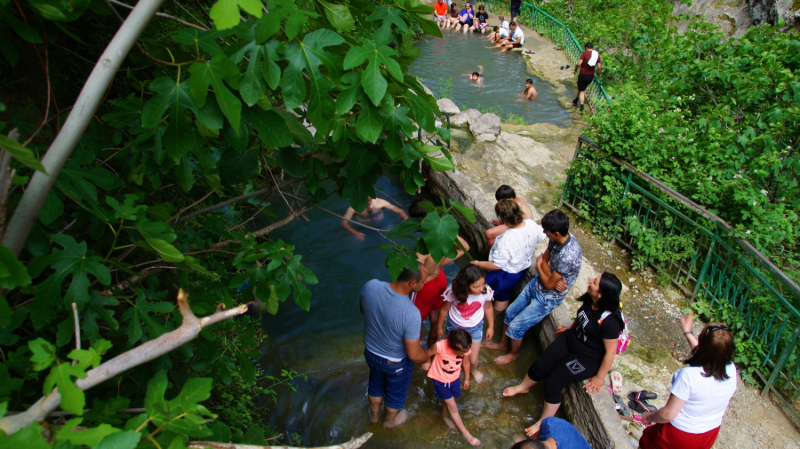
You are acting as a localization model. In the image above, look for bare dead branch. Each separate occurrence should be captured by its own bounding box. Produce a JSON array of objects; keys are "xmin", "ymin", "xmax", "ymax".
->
[
  {"xmin": 210, "ymin": 201, "xmax": 314, "ymax": 250},
  {"xmin": 107, "ymin": 0, "xmax": 208, "ymax": 30},
  {"xmin": 185, "ymin": 433, "xmax": 373, "ymax": 449},
  {"xmin": 0, "ymin": 289, "xmax": 251, "ymax": 435}
]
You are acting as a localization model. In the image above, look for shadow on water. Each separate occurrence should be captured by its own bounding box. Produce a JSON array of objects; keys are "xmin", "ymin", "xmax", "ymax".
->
[
  {"xmin": 255, "ymin": 175, "xmax": 544, "ymax": 448},
  {"xmin": 409, "ymin": 30, "xmax": 571, "ymax": 128}
]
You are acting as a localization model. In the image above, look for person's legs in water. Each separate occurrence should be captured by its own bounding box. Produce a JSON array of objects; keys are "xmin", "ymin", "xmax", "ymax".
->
[
  {"xmin": 484, "ymin": 269, "xmax": 525, "ymax": 313},
  {"xmin": 483, "ymin": 277, "xmax": 536, "ymax": 351},
  {"xmin": 495, "ymin": 277, "xmax": 559, "ymax": 364},
  {"xmin": 365, "ymin": 350, "xmax": 415, "ymax": 428}
]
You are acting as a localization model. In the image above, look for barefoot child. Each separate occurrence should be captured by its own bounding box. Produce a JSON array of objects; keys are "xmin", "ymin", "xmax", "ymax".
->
[
  {"xmin": 426, "ymin": 328, "xmax": 481, "ymax": 446},
  {"xmin": 436, "ymin": 265, "xmax": 494, "ymax": 384}
]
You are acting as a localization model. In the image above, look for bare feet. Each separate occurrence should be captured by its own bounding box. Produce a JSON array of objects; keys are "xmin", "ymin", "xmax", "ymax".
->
[
  {"xmin": 421, "ymin": 362, "xmax": 431, "ymax": 371},
  {"xmin": 368, "ymin": 408, "xmax": 380, "ymax": 424},
  {"xmin": 472, "ymin": 370, "xmax": 485, "ymax": 384},
  {"xmin": 442, "ymin": 413, "xmax": 456, "ymax": 430},
  {"xmin": 502, "ymin": 384, "xmax": 530, "ymax": 397},
  {"xmin": 495, "ymin": 353, "xmax": 519, "ymax": 365},
  {"xmin": 383, "ymin": 409, "xmax": 409, "ymax": 428},
  {"xmin": 525, "ymin": 420, "xmax": 543, "ymax": 438},
  {"xmin": 465, "ymin": 435, "xmax": 481, "ymax": 446},
  {"xmin": 481, "ymin": 340, "xmax": 506, "ymax": 350}
]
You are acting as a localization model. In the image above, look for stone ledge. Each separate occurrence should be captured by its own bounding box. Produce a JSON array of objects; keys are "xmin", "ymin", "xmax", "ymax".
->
[{"xmin": 423, "ymin": 164, "xmax": 631, "ymax": 449}]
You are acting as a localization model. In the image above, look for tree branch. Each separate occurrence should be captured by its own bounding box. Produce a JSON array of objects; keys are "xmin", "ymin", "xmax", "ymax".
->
[
  {"xmin": 3, "ymin": 0, "xmax": 169, "ymax": 256},
  {"xmin": 210, "ymin": 201, "xmax": 314, "ymax": 250},
  {"xmin": 177, "ymin": 178, "xmax": 303, "ymax": 224},
  {"xmin": 185, "ymin": 433, "xmax": 373, "ymax": 449},
  {"xmin": 0, "ymin": 289, "xmax": 251, "ymax": 435},
  {"xmin": 107, "ymin": 0, "xmax": 208, "ymax": 30}
]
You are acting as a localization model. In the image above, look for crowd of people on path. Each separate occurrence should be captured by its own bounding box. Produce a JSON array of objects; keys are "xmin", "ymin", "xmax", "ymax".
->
[
  {"xmin": 431, "ymin": 0, "xmax": 603, "ymax": 109},
  {"xmin": 352, "ymin": 183, "xmax": 739, "ymax": 448}
]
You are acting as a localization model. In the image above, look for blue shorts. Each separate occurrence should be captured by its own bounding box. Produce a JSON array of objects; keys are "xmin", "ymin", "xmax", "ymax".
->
[
  {"xmin": 485, "ymin": 269, "xmax": 527, "ymax": 302},
  {"xmin": 433, "ymin": 377, "xmax": 462, "ymax": 400},
  {"xmin": 446, "ymin": 315, "xmax": 484, "ymax": 342},
  {"xmin": 365, "ymin": 349, "xmax": 414, "ymax": 409}
]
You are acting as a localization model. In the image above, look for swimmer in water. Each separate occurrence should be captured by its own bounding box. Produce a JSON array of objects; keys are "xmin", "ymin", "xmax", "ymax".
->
[
  {"xmin": 341, "ymin": 197, "xmax": 408, "ymax": 240},
  {"xmin": 462, "ymin": 65, "xmax": 484, "ymax": 86},
  {"xmin": 519, "ymin": 78, "xmax": 537, "ymax": 101}
]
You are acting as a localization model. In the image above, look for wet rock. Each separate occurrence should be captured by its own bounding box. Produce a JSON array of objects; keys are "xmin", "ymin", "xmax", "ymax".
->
[
  {"xmin": 476, "ymin": 133, "xmax": 497, "ymax": 142},
  {"xmin": 450, "ymin": 108, "xmax": 481, "ymax": 128},
  {"xmin": 516, "ymin": 130, "xmax": 532, "ymax": 137},
  {"xmin": 470, "ymin": 113, "xmax": 501, "ymax": 137},
  {"xmin": 436, "ymin": 98, "xmax": 460, "ymax": 116}
]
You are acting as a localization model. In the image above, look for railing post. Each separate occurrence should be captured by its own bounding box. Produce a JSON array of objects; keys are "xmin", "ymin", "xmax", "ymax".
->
[
  {"xmin": 763, "ymin": 328, "xmax": 800, "ymax": 398},
  {"xmin": 691, "ymin": 225, "xmax": 719, "ymax": 302}
]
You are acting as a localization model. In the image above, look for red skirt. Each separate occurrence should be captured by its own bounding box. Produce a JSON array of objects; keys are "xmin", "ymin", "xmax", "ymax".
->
[{"xmin": 639, "ymin": 422, "xmax": 720, "ymax": 449}]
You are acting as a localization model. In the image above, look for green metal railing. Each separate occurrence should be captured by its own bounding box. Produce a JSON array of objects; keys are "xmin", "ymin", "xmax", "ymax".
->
[
  {"xmin": 561, "ymin": 136, "xmax": 800, "ymax": 421},
  {"xmin": 483, "ymin": 0, "xmax": 610, "ymax": 111}
]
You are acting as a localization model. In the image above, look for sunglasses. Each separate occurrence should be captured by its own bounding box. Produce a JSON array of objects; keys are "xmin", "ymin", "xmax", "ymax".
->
[{"xmin": 707, "ymin": 325, "xmax": 731, "ymax": 332}]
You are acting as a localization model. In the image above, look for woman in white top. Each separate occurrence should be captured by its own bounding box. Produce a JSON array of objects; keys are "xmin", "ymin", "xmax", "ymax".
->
[
  {"xmin": 470, "ymin": 199, "xmax": 544, "ymax": 312},
  {"xmin": 639, "ymin": 312, "xmax": 736, "ymax": 449}
]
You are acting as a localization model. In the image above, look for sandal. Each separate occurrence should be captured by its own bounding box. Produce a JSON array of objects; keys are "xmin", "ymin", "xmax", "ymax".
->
[
  {"xmin": 611, "ymin": 371, "xmax": 623, "ymax": 395},
  {"xmin": 613, "ymin": 394, "xmax": 631, "ymax": 416},
  {"xmin": 628, "ymin": 399, "xmax": 657, "ymax": 414},
  {"xmin": 628, "ymin": 390, "xmax": 658, "ymax": 401}
]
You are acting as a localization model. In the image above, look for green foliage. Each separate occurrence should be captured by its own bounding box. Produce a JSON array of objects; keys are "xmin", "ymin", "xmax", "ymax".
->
[{"xmin": 0, "ymin": 0, "xmax": 460, "ymax": 444}]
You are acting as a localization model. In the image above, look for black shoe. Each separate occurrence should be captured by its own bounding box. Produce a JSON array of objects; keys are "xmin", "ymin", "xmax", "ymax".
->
[
  {"xmin": 580, "ymin": 104, "xmax": 584, "ymax": 112},
  {"xmin": 560, "ymin": 66, "xmax": 564, "ymax": 70},
  {"xmin": 572, "ymin": 98, "xmax": 578, "ymax": 107}
]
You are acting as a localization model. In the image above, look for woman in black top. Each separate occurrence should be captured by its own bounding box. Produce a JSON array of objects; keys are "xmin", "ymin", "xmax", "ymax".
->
[{"xmin": 503, "ymin": 272, "xmax": 623, "ymax": 437}]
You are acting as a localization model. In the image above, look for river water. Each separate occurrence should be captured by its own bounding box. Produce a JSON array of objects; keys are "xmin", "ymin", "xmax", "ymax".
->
[
  {"xmin": 409, "ymin": 30, "xmax": 572, "ymax": 127},
  {"xmin": 257, "ymin": 176, "xmax": 544, "ymax": 448}
]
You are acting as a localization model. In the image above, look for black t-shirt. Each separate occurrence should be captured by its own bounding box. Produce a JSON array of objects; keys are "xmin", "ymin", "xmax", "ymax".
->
[
  {"xmin": 476, "ymin": 11, "xmax": 489, "ymax": 23},
  {"xmin": 567, "ymin": 304, "xmax": 621, "ymax": 362},
  {"xmin": 510, "ymin": 0, "xmax": 522, "ymax": 7}
]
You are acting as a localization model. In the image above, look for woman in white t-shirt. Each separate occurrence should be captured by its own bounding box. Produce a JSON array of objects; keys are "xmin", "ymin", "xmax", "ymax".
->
[
  {"xmin": 434, "ymin": 265, "xmax": 494, "ymax": 384},
  {"xmin": 639, "ymin": 312, "xmax": 736, "ymax": 449}
]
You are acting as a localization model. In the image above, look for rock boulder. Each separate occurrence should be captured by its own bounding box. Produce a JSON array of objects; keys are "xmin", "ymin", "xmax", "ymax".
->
[
  {"xmin": 450, "ymin": 108, "xmax": 481, "ymax": 128},
  {"xmin": 469, "ymin": 113, "xmax": 501, "ymax": 137},
  {"xmin": 476, "ymin": 133, "xmax": 496, "ymax": 142},
  {"xmin": 437, "ymin": 98, "xmax": 460, "ymax": 116}
]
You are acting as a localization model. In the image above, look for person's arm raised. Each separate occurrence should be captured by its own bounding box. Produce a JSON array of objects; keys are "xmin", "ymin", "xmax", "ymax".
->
[{"xmin": 405, "ymin": 337, "xmax": 431, "ymax": 364}]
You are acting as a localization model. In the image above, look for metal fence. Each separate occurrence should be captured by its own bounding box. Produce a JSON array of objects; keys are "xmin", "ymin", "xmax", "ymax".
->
[
  {"xmin": 482, "ymin": 0, "xmax": 610, "ymax": 110},
  {"xmin": 561, "ymin": 136, "xmax": 800, "ymax": 421}
]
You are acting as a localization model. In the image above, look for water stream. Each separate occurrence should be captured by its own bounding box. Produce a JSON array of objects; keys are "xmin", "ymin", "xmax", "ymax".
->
[
  {"xmin": 256, "ymin": 176, "xmax": 544, "ymax": 448},
  {"xmin": 409, "ymin": 30, "xmax": 572, "ymax": 127}
]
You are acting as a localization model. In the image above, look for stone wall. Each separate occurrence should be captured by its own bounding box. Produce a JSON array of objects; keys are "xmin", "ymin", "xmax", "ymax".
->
[{"xmin": 423, "ymin": 163, "xmax": 631, "ymax": 449}]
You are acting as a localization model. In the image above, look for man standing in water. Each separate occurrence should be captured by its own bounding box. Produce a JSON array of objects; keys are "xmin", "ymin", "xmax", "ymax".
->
[
  {"xmin": 361, "ymin": 266, "xmax": 430, "ymax": 428},
  {"xmin": 408, "ymin": 200, "xmax": 470, "ymax": 350},
  {"xmin": 342, "ymin": 197, "xmax": 408, "ymax": 240},
  {"xmin": 572, "ymin": 42, "xmax": 601, "ymax": 112},
  {"xmin": 519, "ymin": 79, "xmax": 537, "ymax": 101}
]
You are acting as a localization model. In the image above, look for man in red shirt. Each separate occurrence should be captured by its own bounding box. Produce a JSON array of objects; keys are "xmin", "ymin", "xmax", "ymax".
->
[
  {"xmin": 572, "ymin": 42, "xmax": 601, "ymax": 112},
  {"xmin": 433, "ymin": 0, "xmax": 448, "ymax": 27}
]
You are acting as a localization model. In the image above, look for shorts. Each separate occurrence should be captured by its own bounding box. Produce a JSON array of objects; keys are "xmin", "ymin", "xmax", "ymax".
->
[
  {"xmin": 365, "ymin": 350, "xmax": 414, "ymax": 409},
  {"xmin": 639, "ymin": 423, "xmax": 720, "ymax": 449},
  {"xmin": 510, "ymin": 4, "xmax": 520, "ymax": 17},
  {"xmin": 446, "ymin": 314, "xmax": 484, "ymax": 342},
  {"xmin": 433, "ymin": 378, "xmax": 462, "ymax": 400},
  {"xmin": 512, "ymin": 42, "xmax": 523, "ymax": 48},
  {"xmin": 474, "ymin": 23, "xmax": 488, "ymax": 32},
  {"xmin": 577, "ymin": 74, "xmax": 595, "ymax": 92},
  {"xmin": 413, "ymin": 269, "xmax": 447, "ymax": 321},
  {"xmin": 485, "ymin": 269, "xmax": 526, "ymax": 302}
]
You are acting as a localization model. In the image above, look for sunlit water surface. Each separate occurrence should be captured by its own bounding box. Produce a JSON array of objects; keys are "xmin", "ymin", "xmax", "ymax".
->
[{"xmin": 256, "ymin": 177, "xmax": 544, "ymax": 448}]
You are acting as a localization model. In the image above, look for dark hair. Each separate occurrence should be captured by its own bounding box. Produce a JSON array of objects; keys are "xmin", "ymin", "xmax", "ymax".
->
[
  {"xmin": 408, "ymin": 199, "xmax": 426, "ymax": 219},
  {"xmin": 478, "ymin": 5, "xmax": 484, "ymax": 10},
  {"xmin": 585, "ymin": 41, "xmax": 593, "ymax": 49},
  {"xmin": 493, "ymin": 25, "xmax": 499, "ymax": 31},
  {"xmin": 472, "ymin": 71, "xmax": 480, "ymax": 77},
  {"xmin": 510, "ymin": 21, "xmax": 517, "ymax": 26},
  {"xmin": 511, "ymin": 441, "xmax": 547, "ymax": 449},
  {"xmin": 541, "ymin": 209, "xmax": 569, "ymax": 236},
  {"xmin": 451, "ymin": 265, "xmax": 486, "ymax": 303},
  {"xmin": 495, "ymin": 185, "xmax": 516, "ymax": 200},
  {"xmin": 579, "ymin": 272, "xmax": 621, "ymax": 312},
  {"xmin": 396, "ymin": 266, "xmax": 423, "ymax": 283},
  {"xmin": 526, "ymin": 78, "xmax": 533, "ymax": 84},
  {"xmin": 451, "ymin": 4, "xmax": 458, "ymax": 10},
  {"xmin": 448, "ymin": 328, "xmax": 472, "ymax": 351},
  {"xmin": 495, "ymin": 199, "xmax": 523, "ymax": 226},
  {"xmin": 683, "ymin": 323, "xmax": 735, "ymax": 381}
]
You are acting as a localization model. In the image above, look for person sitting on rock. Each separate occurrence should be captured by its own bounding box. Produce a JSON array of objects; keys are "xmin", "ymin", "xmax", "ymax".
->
[
  {"xmin": 519, "ymin": 79, "xmax": 538, "ymax": 101},
  {"xmin": 469, "ymin": 199, "xmax": 544, "ymax": 313},
  {"xmin": 500, "ymin": 22, "xmax": 525, "ymax": 52},
  {"xmin": 472, "ymin": 5, "xmax": 490, "ymax": 33},
  {"xmin": 433, "ymin": 0, "xmax": 448, "ymax": 27},
  {"xmin": 485, "ymin": 185, "xmax": 534, "ymax": 247},
  {"xmin": 487, "ymin": 25, "xmax": 509, "ymax": 43},
  {"xmin": 483, "ymin": 209, "xmax": 582, "ymax": 365},
  {"xmin": 502, "ymin": 273, "xmax": 623, "ymax": 439},
  {"xmin": 510, "ymin": 417, "xmax": 591, "ymax": 449},
  {"xmin": 498, "ymin": 14, "xmax": 510, "ymax": 30},
  {"xmin": 456, "ymin": 4, "xmax": 475, "ymax": 32},
  {"xmin": 447, "ymin": 4, "xmax": 461, "ymax": 29}
]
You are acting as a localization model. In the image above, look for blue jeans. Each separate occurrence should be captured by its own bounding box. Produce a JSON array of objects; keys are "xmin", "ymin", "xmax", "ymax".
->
[
  {"xmin": 364, "ymin": 349, "xmax": 414, "ymax": 410},
  {"xmin": 504, "ymin": 276, "xmax": 560, "ymax": 341},
  {"xmin": 446, "ymin": 315, "xmax": 484, "ymax": 342}
]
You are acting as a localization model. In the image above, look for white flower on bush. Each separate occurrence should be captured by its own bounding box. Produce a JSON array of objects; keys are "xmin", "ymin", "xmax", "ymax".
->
[
  {"xmin": 760, "ymin": 189, "xmax": 768, "ymax": 196},
  {"xmin": 746, "ymin": 230, "xmax": 751, "ymax": 234},
  {"xmin": 753, "ymin": 201, "xmax": 757, "ymax": 206},
  {"xmin": 689, "ymin": 138, "xmax": 694, "ymax": 142}
]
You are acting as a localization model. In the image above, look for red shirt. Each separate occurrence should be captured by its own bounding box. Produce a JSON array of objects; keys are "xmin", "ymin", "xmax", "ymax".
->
[
  {"xmin": 434, "ymin": 1, "xmax": 448, "ymax": 15},
  {"xmin": 579, "ymin": 50, "xmax": 600, "ymax": 75}
]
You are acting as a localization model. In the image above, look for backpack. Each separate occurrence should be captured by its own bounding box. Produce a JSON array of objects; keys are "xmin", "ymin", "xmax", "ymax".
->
[{"xmin": 599, "ymin": 310, "xmax": 630, "ymax": 354}]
